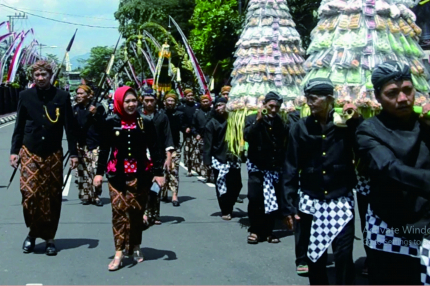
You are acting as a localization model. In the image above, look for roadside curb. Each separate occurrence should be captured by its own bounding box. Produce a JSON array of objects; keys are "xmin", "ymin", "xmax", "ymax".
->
[{"xmin": 0, "ymin": 113, "xmax": 17, "ymax": 125}]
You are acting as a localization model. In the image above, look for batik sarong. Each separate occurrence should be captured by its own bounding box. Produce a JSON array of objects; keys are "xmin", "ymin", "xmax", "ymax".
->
[
  {"xmin": 161, "ymin": 147, "xmax": 181, "ymax": 196},
  {"xmin": 76, "ymin": 145, "xmax": 101, "ymax": 202},
  {"xmin": 183, "ymin": 135, "xmax": 197, "ymax": 171},
  {"xmin": 192, "ymin": 139, "xmax": 209, "ymax": 177},
  {"xmin": 109, "ymin": 175, "xmax": 148, "ymax": 255},
  {"xmin": 19, "ymin": 146, "xmax": 63, "ymax": 240}
]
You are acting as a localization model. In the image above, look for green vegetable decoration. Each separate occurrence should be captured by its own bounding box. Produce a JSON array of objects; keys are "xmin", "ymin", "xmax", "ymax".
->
[
  {"xmin": 334, "ymin": 106, "xmax": 430, "ymax": 117},
  {"xmin": 302, "ymin": 0, "xmax": 430, "ymax": 119},
  {"xmin": 227, "ymin": 0, "xmax": 307, "ymax": 157}
]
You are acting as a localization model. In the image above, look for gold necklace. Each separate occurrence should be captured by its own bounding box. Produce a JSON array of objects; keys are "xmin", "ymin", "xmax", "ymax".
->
[
  {"xmin": 137, "ymin": 117, "xmax": 144, "ymax": 130},
  {"xmin": 43, "ymin": 105, "xmax": 60, "ymax": 123}
]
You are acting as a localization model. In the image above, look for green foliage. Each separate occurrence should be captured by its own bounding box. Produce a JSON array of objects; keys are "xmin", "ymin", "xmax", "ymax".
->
[
  {"xmin": 287, "ymin": 0, "xmax": 321, "ymax": 50},
  {"xmin": 115, "ymin": 0, "xmax": 197, "ymax": 88},
  {"xmin": 45, "ymin": 53, "xmax": 60, "ymax": 66},
  {"xmin": 79, "ymin": 46, "xmax": 125, "ymax": 84},
  {"xmin": 189, "ymin": 0, "xmax": 244, "ymax": 79},
  {"xmin": 115, "ymin": 0, "xmax": 195, "ymax": 41}
]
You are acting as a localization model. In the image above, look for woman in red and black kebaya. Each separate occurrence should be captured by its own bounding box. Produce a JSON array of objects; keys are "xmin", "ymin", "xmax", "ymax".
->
[{"xmin": 93, "ymin": 86, "xmax": 165, "ymax": 271}]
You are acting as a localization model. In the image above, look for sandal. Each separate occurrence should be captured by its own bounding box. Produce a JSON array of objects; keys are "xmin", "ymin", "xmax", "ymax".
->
[
  {"xmin": 361, "ymin": 266, "xmax": 368, "ymax": 276},
  {"xmin": 296, "ymin": 264, "xmax": 309, "ymax": 275},
  {"xmin": 154, "ymin": 220, "xmax": 162, "ymax": 225},
  {"xmin": 94, "ymin": 198, "xmax": 103, "ymax": 207},
  {"xmin": 108, "ymin": 255, "xmax": 123, "ymax": 271},
  {"xmin": 267, "ymin": 235, "xmax": 280, "ymax": 243},
  {"xmin": 247, "ymin": 233, "xmax": 259, "ymax": 244},
  {"xmin": 143, "ymin": 215, "xmax": 150, "ymax": 227},
  {"xmin": 133, "ymin": 249, "xmax": 144, "ymax": 263},
  {"xmin": 221, "ymin": 214, "xmax": 232, "ymax": 221}
]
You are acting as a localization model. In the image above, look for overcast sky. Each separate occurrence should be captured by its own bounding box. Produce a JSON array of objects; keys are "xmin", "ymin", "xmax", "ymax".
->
[{"xmin": 0, "ymin": 0, "xmax": 121, "ymax": 60}]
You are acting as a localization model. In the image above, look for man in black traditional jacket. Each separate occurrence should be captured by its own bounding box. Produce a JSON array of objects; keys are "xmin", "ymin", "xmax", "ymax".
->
[
  {"xmin": 178, "ymin": 88, "xmax": 198, "ymax": 176},
  {"xmin": 281, "ymin": 78, "xmax": 360, "ymax": 285},
  {"xmin": 140, "ymin": 89, "xmax": 174, "ymax": 225},
  {"xmin": 244, "ymin": 91, "xmax": 288, "ymax": 244},
  {"xmin": 192, "ymin": 94, "xmax": 212, "ymax": 179},
  {"xmin": 73, "ymin": 84, "xmax": 106, "ymax": 206},
  {"xmin": 161, "ymin": 92, "xmax": 186, "ymax": 205},
  {"xmin": 357, "ymin": 61, "xmax": 430, "ymax": 285},
  {"xmin": 10, "ymin": 60, "xmax": 78, "ymax": 256},
  {"xmin": 204, "ymin": 97, "xmax": 242, "ymax": 221}
]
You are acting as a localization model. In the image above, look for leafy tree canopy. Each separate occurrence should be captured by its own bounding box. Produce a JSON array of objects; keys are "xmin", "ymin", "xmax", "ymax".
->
[
  {"xmin": 115, "ymin": 0, "xmax": 195, "ymax": 41},
  {"xmin": 79, "ymin": 46, "xmax": 125, "ymax": 85},
  {"xmin": 287, "ymin": 0, "xmax": 321, "ymax": 49},
  {"xmin": 189, "ymin": 0, "xmax": 244, "ymax": 79},
  {"xmin": 45, "ymin": 53, "xmax": 60, "ymax": 66}
]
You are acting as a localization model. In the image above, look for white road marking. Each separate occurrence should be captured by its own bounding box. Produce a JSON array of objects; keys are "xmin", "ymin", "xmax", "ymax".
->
[
  {"xmin": 62, "ymin": 174, "xmax": 72, "ymax": 197},
  {"xmin": 0, "ymin": 121, "xmax": 15, "ymax": 129},
  {"xmin": 26, "ymin": 284, "xmax": 43, "ymax": 285},
  {"xmin": 179, "ymin": 161, "xmax": 214, "ymax": 188}
]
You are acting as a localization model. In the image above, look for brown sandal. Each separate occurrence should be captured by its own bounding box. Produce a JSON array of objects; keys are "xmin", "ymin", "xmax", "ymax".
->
[{"xmin": 247, "ymin": 233, "xmax": 259, "ymax": 244}]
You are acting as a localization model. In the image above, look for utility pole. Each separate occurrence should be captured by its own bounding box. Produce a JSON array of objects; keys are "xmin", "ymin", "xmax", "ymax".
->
[{"xmin": 7, "ymin": 12, "xmax": 28, "ymax": 33}]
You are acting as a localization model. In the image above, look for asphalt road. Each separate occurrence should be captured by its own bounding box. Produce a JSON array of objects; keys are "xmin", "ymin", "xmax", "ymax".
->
[{"xmin": 0, "ymin": 121, "xmax": 369, "ymax": 285}]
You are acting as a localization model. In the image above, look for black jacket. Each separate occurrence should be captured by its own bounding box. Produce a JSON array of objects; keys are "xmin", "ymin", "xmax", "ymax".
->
[
  {"xmin": 164, "ymin": 108, "xmax": 186, "ymax": 148},
  {"xmin": 357, "ymin": 111, "xmax": 430, "ymax": 239},
  {"xmin": 244, "ymin": 113, "xmax": 288, "ymax": 170},
  {"xmin": 140, "ymin": 110, "xmax": 174, "ymax": 158},
  {"xmin": 96, "ymin": 113, "xmax": 164, "ymax": 190},
  {"xmin": 11, "ymin": 86, "xmax": 77, "ymax": 157},
  {"xmin": 281, "ymin": 110, "xmax": 361, "ymax": 216},
  {"xmin": 192, "ymin": 107, "xmax": 212, "ymax": 137},
  {"xmin": 204, "ymin": 112, "xmax": 239, "ymax": 166},
  {"xmin": 73, "ymin": 102, "xmax": 106, "ymax": 150},
  {"xmin": 177, "ymin": 101, "xmax": 198, "ymax": 129}
]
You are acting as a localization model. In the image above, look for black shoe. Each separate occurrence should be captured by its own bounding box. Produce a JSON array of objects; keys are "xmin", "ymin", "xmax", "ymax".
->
[
  {"xmin": 82, "ymin": 199, "xmax": 90, "ymax": 205},
  {"xmin": 22, "ymin": 236, "xmax": 36, "ymax": 253},
  {"xmin": 161, "ymin": 196, "xmax": 169, "ymax": 202},
  {"xmin": 94, "ymin": 198, "xmax": 103, "ymax": 207},
  {"xmin": 172, "ymin": 200, "xmax": 180, "ymax": 207},
  {"xmin": 236, "ymin": 198, "xmax": 244, "ymax": 203},
  {"xmin": 45, "ymin": 243, "xmax": 57, "ymax": 256}
]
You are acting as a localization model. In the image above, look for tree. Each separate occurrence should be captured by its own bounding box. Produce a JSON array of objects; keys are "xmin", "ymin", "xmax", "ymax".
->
[
  {"xmin": 115, "ymin": 0, "xmax": 195, "ymax": 42},
  {"xmin": 79, "ymin": 46, "xmax": 125, "ymax": 84},
  {"xmin": 45, "ymin": 53, "xmax": 60, "ymax": 67},
  {"xmin": 189, "ymin": 0, "xmax": 244, "ymax": 83},
  {"xmin": 287, "ymin": 0, "xmax": 321, "ymax": 50}
]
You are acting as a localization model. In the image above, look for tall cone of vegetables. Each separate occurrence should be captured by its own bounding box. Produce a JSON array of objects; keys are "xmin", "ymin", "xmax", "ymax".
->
[
  {"xmin": 226, "ymin": 0, "xmax": 307, "ymax": 158},
  {"xmin": 302, "ymin": 0, "xmax": 429, "ymax": 119}
]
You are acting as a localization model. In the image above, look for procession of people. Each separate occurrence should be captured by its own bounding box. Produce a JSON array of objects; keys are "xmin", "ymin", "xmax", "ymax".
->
[{"xmin": 7, "ymin": 56, "xmax": 430, "ymax": 284}]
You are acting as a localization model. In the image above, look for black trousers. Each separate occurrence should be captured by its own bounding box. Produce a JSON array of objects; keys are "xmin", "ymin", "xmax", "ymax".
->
[
  {"xmin": 247, "ymin": 171, "xmax": 277, "ymax": 237},
  {"xmin": 300, "ymin": 211, "xmax": 355, "ymax": 285},
  {"xmin": 295, "ymin": 212, "xmax": 308, "ymax": 266},
  {"xmin": 356, "ymin": 193, "xmax": 370, "ymax": 266},
  {"xmin": 213, "ymin": 168, "xmax": 242, "ymax": 216},
  {"xmin": 368, "ymin": 248, "xmax": 421, "ymax": 285}
]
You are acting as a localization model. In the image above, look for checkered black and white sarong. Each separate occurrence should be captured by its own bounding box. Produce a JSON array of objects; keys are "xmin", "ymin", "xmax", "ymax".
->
[
  {"xmin": 365, "ymin": 205, "xmax": 419, "ymax": 256},
  {"xmin": 365, "ymin": 205, "xmax": 430, "ymax": 284},
  {"xmin": 298, "ymin": 190, "xmax": 355, "ymax": 262},
  {"xmin": 420, "ymin": 238, "xmax": 430, "ymax": 285},
  {"xmin": 246, "ymin": 160, "xmax": 279, "ymax": 214},
  {"xmin": 355, "ymin": 170, "xmax": 371, "ymax": 196},
  {"xmin": 212, "ymin": 157, "xmax": 240, "ymax": 196}
]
